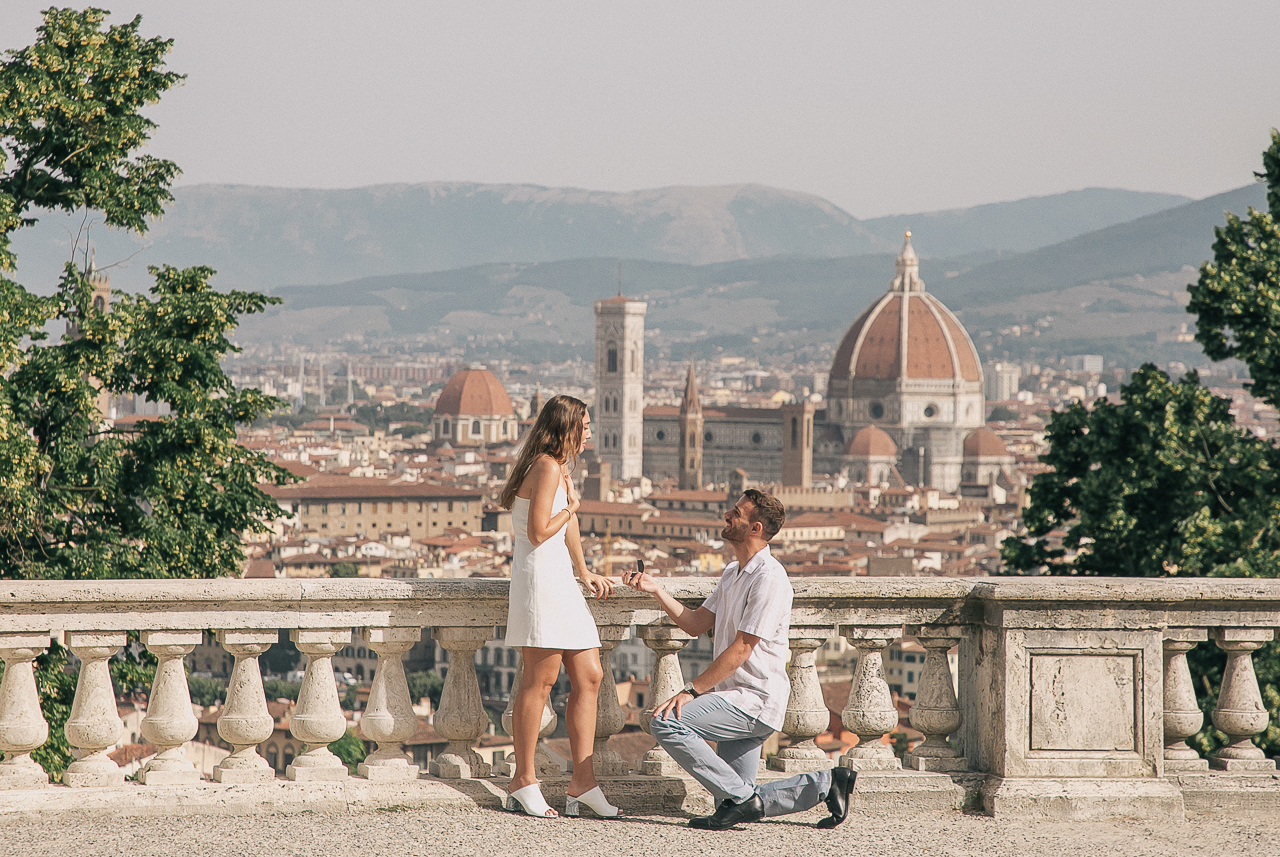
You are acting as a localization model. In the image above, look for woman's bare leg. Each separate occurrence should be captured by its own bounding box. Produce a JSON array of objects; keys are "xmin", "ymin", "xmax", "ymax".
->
[
  {"xmin": 562, "ymin": 647, "xmax": 604, "ymax": 796},
  {"xmin": 510, "ymin": 647, "xmax": 563, "ymax": 794}
]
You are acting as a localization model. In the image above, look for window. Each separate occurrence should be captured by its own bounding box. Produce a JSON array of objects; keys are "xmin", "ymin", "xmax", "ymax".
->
[
  {"xmin": 339, "ymin": 503, "xmax": 346, "ymax": 514},
  {"xmin": 93, "ymin": 295, "xmax": 105, "ymax": 312},
  {"xmin": 613, "ymin": 395, "xmax": 619, "ymax": 413},
  {"xmin": 703, "ymin": 431, "xmax": 713, "ymax": 443},
  {"xmin": 603, "ymin": 398, "xmax": 610, "ymax": 414},
  {"xmin": 448, "ymin": 501, "xmax": 454, "ymax": 512},
  {"xmin": 442, "ymin": 418, "xmax": 451, "ymax": 436},
  {"xmin": 752, "ymin": 432, "xmax": 762, "ymax": 444},
  {"xmin": 607, "ymin": 342, "xmax": 618, "ymax": 373},
  {"xmin": 461, "ymin": 502, "xmax": 468, "ymax": 512},
  {"xmin": 471, "ymin": 420, "xmax": 481, "ymax": 436},
  {"xmin": 630, "ymin": 348, "xmax": 637, "ymax": 373},
  {"xmin": 432, "ymin": 502, "xmax": 439, "ymax": 512},
  {"xmin": 402, "ymin": 503, "xmax": 409, "ymax": 513},
  {"xmin": 907, "ymin": 671, "xmax": 915, "ymax": 684},
  {"xmin": 870, "ymin": 402, "xmax": 885, "ymax": 420},
  {"xmin": 501, "ymin": 421, "xmax": 508, "ymax": 437},
  {"xmin": 656, "ymin": 430, "xmax": 665, "ymax": 441},
  {"xmin": 790, "ymin": 417, "xmax": 798, "ymax": 449},
  {"xmin": 612, "ymin": 433, "xmax": 618, "ymax": 449},
  {"xmin": 923, "ymin": 404, "xmax": 938, "ymax": 419}
]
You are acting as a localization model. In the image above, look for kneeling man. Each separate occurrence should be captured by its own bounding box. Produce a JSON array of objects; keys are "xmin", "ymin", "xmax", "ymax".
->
[{"xmin": 623, "ymin": 489, "xmax": 855, "ymax": 830}]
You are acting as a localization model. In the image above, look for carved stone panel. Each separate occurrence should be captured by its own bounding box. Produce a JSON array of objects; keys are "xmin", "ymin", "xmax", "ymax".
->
[{"xmin": 1030, "ymin": 653, "xmax": 1137, "ymax": 752}]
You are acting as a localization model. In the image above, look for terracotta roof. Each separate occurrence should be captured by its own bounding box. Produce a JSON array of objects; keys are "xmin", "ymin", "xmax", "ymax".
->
[
  {"xmin": 964, "ymin": 427, "xmax": 1011, "ymax": 459},
  {"xmin": 846, "ymin": 425, "xmax": 898, "ymax": 458},
  {"xmin": 435, "ymin": 367, "xmax": 514, "ymax": 418},
  {"xmin": 265, "ymin": 475, "xmax": 482, "ymax": 501},
  {"xmin": 644, "ymin": 405, "xmax": 785, "ymax": 421}
]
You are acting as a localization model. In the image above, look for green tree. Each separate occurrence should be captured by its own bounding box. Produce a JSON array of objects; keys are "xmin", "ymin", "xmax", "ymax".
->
[
  {"xmin": 1001, "ymin": 367, "xmax": 1280, "ymax": 578},
  {"xmin": 259, "ymin": 631, "xmax": 302, "ymax": 677},
  {"xmin": 330, "ymin": 729, "xmax": 368, "ymax": 772},
  {"xmin": 1189, "ymin": 129, "xmax": 1280, "ymax": 409},
  {"xmin": 0, "ymin": 8, "xmax": 290, "ymax": 777},
  {"xmin": 261, "ymin": 679, "xmax": 301, "ymax": 702},
  {"xmin": 330, "ymin": 561, "xmax": 360, "ymax": 578},
  {"xmin": 407, "ymin": 670, "xmax": 445, "ymax": 708},
  {"xmin": 187, "ymin": 674, "xmax": 227, "ymax": 708}
]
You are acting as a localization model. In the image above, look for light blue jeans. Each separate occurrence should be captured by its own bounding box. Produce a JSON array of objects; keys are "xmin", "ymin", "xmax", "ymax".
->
[{"xmin": 649, "ymin": 693, "xmax": 833, "ymax": 817}]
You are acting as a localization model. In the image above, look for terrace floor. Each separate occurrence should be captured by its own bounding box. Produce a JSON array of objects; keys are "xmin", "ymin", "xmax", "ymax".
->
[{"xmin": 9, "ymin": 804, "xmax": 1278, "ymax": 857}]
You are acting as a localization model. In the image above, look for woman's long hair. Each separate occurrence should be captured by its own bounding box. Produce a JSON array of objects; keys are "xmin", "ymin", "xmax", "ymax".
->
[{"xmin": 499, "ymin": 394, "xmax": 588, "ymax": 509}]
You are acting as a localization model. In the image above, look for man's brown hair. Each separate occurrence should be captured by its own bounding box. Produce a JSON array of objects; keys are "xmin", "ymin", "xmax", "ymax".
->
[{"xmin": 742, "ymin": 488, "xmax": 786, "ymax": 540}]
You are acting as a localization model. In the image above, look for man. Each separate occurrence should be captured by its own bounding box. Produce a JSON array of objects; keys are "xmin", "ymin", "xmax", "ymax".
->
[{"xmin": 622, "ymin": 489, "xmax": 856, "ymax": 830}]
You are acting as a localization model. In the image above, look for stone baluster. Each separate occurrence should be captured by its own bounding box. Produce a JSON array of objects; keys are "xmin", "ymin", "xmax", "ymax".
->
[
  {"xmin": 430, "ymin": 627, "xmax": 492, "ymax": 778},
  {"xmin": 768, "ymin": 627, "xmax": 835, "ymax": 772},
  {"xmin": 903, "ymin": 625, "xmax": 967, "ymax": 772},
  {"xmin": 138, "ymin": 630, "xmax": 202, "ymax": 784},
  {"xmin": 840, "ymin": 629, "xmax": 901, "ymax": 771},
  {"xmin": 63, "ymin": 632, "xmax": 126, "ymax": 787},
  {"xmin": 357, "ymin": 627, "xmax": 421, "ymax": 781},
  {"xmin": 1163, "ymin": 628, "xmax": 1209, "ymax": 772},
  {"xmin": 637, "ymin": 624, "xmax": 692, "ymax": 776},
  {"xmin": 213, "ymin": 630, "xmax": 278, "ymax": 783},
  {"xmin": 594, "ymin": 625, "xmax": 631, "ymax": 776},
  {"xmin": 286, "ymin": 628, "xmax": 353, "ymax": 781},
  {"xmin": 499, "ymin": 649, "xmax": 559, "ymax": 777},
  {"xmin": 1209, "ymin": 627, "xmax": 1277, "ymax": 772},
  {"xmin": 0, "ymin": 633, "xmax": 50, "ymax": 789}
]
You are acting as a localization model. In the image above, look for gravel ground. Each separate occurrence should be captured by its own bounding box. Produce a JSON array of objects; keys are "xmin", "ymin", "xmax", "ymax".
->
[{"xmin": 4, "ymin": 807, "xmax": 1278, "ymax": 857}]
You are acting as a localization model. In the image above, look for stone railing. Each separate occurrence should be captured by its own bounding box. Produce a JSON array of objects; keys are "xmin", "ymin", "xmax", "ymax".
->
[{"xmin": 0, "ymin": 577, "xmax": 1278, "ymax": 819}]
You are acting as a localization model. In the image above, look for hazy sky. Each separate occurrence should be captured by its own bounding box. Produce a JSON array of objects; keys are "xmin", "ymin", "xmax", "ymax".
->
[{"xmin": 2, "ymin": 1, "xmax": 1278, "ymax": 218}]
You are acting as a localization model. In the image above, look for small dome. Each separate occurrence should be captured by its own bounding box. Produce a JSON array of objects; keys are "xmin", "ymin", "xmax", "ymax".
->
[
  {"xmin": 435, "ymin": 367, "xmax": 514, "ymax": 417},
  {"xmin": 846, "ymin": 425, "xmax": 898, "ymax": 458},
  {"xmin": 963, "ymin": 427, "xmax": 1010, "ymax": 459}
]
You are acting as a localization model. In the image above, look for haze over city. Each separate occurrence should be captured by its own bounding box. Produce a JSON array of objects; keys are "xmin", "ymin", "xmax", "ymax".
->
[{"xmin": 3, "ymin": 0, "xmax": 1278, "ymax": 216}]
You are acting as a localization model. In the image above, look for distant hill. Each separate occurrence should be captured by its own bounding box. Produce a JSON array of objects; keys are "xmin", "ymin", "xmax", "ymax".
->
[
  {"xmin": 8, "ymin": 181, "xmax": 1190, "ymax": 296},
  {"xmin": 862, "ymin": 188, "xmax": 1190, "ymax": 258},
  {"xmin": 946, "ymin": 182, "xmax": 1267, "ymax": 306}
]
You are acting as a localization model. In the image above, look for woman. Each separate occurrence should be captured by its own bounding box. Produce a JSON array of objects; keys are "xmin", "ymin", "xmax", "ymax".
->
[{"xmin": 500, "ymin": 394, "xmax": 620, "ymax": 819}]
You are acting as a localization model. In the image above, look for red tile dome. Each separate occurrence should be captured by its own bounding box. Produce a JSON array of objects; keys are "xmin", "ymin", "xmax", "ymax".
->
[
  {"xmin": 846, "ymin": 425, "xmax": 898, "ymax": 457},
  {"xmin": 963, "ymin": 427, "xmax": 1011, "ymax": 459},
  {"xmin": 435, "ymin": 366, "xmax": 514, "ymax": 417},
  {"xmin": 830, "ymin": 233, "xmax": 982, "ymax": 384}
]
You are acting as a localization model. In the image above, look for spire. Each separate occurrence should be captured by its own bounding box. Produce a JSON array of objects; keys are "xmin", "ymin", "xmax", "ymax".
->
[
  {"xmin": 891, "ymin": 230, "xmax": 924, "ymax": 293},
  {"xmin": 680, "ymin": 362, "xmax": 701, "ymax": 416},
  {"xmin": 617, "ymin": 259, "xmax": 623, "ymax": 298}
]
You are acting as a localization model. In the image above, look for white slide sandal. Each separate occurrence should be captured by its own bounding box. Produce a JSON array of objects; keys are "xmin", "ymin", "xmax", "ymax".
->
[
  {"xmin": 564, "ymin": 786, "xmax": 622, "ymax": 818},
  {"xmin": 505, "ymin": 783, "xmax": 558, "ymax": 818}
]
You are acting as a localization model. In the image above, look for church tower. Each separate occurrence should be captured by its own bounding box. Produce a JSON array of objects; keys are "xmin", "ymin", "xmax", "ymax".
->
[
  {"xmin": 66, "ymin": 263, "xmax": 114, "ymax": 419},
  {"xmin": 593, "ymin": 283, "xmax": 646, "ymax": 480},
  {"xmin": 678, "ymin": 363, "xmax": 703, "ymax": 490}
]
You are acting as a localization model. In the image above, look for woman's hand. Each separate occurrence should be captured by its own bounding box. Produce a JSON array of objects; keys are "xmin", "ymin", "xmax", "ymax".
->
[
  {"xmin": 563, "ymin": 472, "xmax": 581, "ymax": 514},
  {"xmin": 577, "ymin": 568, "xmax": 616, "ymax": 599}
]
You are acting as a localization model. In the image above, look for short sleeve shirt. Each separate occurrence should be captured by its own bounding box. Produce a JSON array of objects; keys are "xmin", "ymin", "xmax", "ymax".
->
[{"xmin": 700, "ymin": 545, "xmax": 793, "ymax": 730}]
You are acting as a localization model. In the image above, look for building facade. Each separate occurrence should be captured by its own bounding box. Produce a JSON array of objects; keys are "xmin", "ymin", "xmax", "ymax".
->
[
  {"xmin": 267, "ymin": 476, "xmax": 484, "ymax": 536},
  {"xmin": 432, "ymin": 365, "xmax": 518, "ymax": 447}
]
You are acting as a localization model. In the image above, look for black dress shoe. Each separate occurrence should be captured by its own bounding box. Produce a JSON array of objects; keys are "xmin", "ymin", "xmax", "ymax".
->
[
  {"xmin": 817, "ymin": 766, "xmax": 856, "ymax": 829},
  {"xmin": 688, "ymin": 795, "xmax": 765, "ymax": 830}
]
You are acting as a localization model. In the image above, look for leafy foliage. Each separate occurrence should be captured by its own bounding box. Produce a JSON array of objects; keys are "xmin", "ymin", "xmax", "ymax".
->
[
  {"xmin": 1002, "ymin": 366, "xmax": 1280, "ymax": 577},
  {"xmin": 330, "ymin": 729, "xmax": 368, "ymax": 771},
  {"xmin": 330, "ymin": 561, "xmax": 360, "ymax": 578},
  {"xmin": 259, "ymin": 631, "xmax": 302, "ymax": 678},
  {"xmin": 188, "ymin": 674, "xmax": 227, "ymax": 708},
  {"xmin": 1189, "ymin": 129, "xmax": 1280, "ymax": 409},
  {"xmin": 0, "ymin": 9, "xmax": 292, "ymax": 778},
  {"xmin": 351, "ymin": 401, "xmax": 434, "ymax": 433},
  {"xmin": 407, "ymin": 670, "xmax": 445, "ymax": 708},
  {"xmin": 262, "ymin": 679, "xmax": 301, "ymax": 703}
]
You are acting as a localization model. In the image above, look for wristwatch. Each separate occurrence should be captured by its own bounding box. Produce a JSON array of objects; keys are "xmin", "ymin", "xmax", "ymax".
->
[{"xmin": 681, "ymin": 681, "xmax": 700, "ymax": 698}]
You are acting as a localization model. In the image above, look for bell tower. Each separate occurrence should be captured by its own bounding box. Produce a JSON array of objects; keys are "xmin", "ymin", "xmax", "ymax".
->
[
  {"xmin": 678, "ymin": 363, "xmax": 703, "ymax": 490},
  {"xmin": 593, "ymin": 269, "xmax": 646, "ymax": 481}
]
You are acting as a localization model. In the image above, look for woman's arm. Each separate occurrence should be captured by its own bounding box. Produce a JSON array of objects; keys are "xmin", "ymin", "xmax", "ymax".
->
[
  {"xmin": 525, "ymin": 456, "xmax": 578, "ymax": 547},
  {"xmin": 566, "ymin": 507, "xmax": 615, "ymax": 598}
]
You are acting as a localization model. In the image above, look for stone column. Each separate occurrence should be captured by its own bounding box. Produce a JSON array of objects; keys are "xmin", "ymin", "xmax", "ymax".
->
[
  {"xmin": 429, "ymin": 627, "xmax": 492, "ymax": 778},
  {"xmin": 0, "ymin": 633, "xmax": 50, "ymax": 789},
  {"xmin": 1163, "ymin": 628, "xmax": 1209, "ymax": 773},
  {"xmin": 637, "ymin": 624, "xmax": 692, "ymax": 776},
  {"xmin": 63, "ymin": 632, "xmax": 126, "ymax": 787},
  {"xmin": 840, "ymin": 629, "xmax": 901, "ymax": 771},
  {"xmin": 768, "ymin": 627, "xmax": 835, "ymax": 773},
  {"xmin": 499, "ymin": 649, "xmax": 559, "ymax": 777},
  {"xmin": 138, "ymin": 630, "xmax": 202, "ymax": 785},
  {"xmin": 904, "ymin": 625, "xmax": 967, "ymax": 772},
  {"xmin": 286, "ymin": 628, "xmax": 352, "ymax": 782},
  {"xmin": 1209, "ymin": 627, "xmax": 1276, "ymax": 772},
  {"xmin": 356, "ymin": 626, "xmax": 421, "ymax": 781},
  {"xmin": 213, "ymin": 630, "xmax": 278, "ymax": 783},
  {"xmin": 594, "ymin": 625, "xmax": 631, "ymax": 776}
]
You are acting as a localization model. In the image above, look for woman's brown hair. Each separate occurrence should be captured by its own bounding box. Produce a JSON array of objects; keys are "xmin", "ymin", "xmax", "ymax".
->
[{"xmin": 499, "ymin": 394, "xmax": 588, "ymax": 509}]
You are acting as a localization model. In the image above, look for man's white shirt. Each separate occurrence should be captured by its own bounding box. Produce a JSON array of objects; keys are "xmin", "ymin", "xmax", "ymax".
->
[{"xmin": 700, "ymin": 544, "xmax": 794, "ymax": 730}]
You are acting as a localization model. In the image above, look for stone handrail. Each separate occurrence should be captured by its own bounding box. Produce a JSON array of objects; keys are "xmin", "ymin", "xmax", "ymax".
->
[{"xmin": 0, "ymin": 576, "xmax": 1277, "ymax": 818}]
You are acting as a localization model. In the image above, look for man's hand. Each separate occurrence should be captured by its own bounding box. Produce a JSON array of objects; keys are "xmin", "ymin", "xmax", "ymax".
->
[
  {"xmin": 621, "ymin": 565, "xmax": 661, "ymax": 594},
  {"xmin": 653, "ymin": 691, "xmax": 695, "ymax": 720}
]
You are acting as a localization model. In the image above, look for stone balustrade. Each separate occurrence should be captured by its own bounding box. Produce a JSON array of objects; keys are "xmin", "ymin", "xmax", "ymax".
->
[{"xmin": 0, "ymin": 577, "xmax": 1278, "ymax": 819}]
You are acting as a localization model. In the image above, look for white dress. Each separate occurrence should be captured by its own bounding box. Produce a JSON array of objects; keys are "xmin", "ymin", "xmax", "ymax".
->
[{"xmin": 505, "ymin": 483, "xmax": 601, "ymax": 650}]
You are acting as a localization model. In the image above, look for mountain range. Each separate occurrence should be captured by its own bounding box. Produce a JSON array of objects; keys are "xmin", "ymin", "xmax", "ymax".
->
[{"xmin": 10, "ymin": 182, "xmax": 1188, "ymax": 295}]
